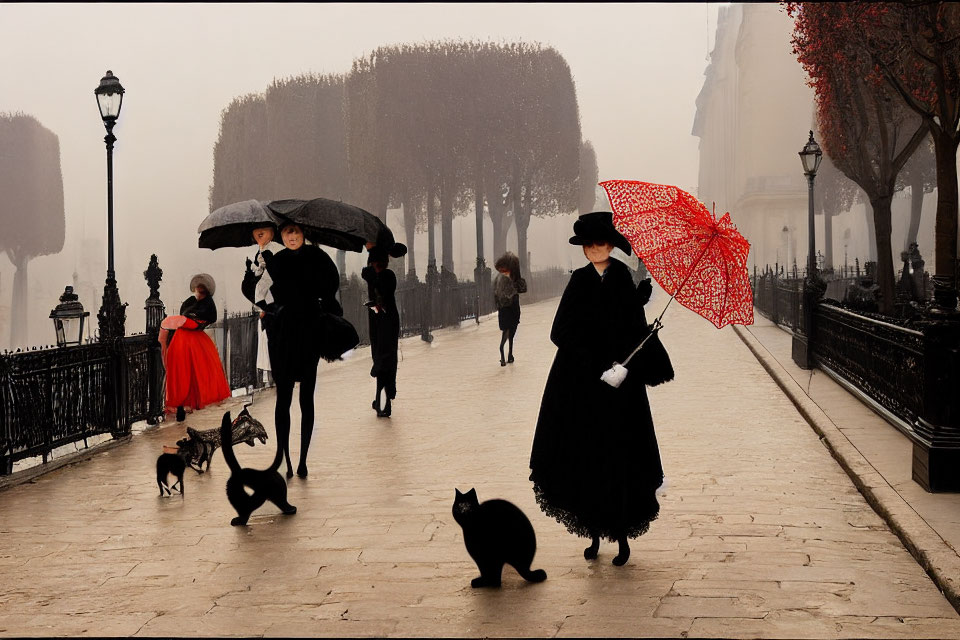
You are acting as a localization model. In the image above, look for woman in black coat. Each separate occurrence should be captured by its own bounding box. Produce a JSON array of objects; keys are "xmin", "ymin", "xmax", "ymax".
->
[
  {"xmin": 257, "ymin": 221, "xmax": 342, "ymax": 479},
  {"xmin": 493, "ymin": 252, "xmax": 522, "ymax": 366},
  {"xmin": 529, "ymin": 211, "xmax": 663, "ymax": 566},
  {"xmin": 361, "ymin": 240, "xmax": 406, "ymax": 418}
]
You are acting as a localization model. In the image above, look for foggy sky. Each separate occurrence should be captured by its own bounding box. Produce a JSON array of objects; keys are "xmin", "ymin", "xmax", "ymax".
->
[{"xmin": 0, "ymin": 2, "xmax": 722, "ymax": 348}]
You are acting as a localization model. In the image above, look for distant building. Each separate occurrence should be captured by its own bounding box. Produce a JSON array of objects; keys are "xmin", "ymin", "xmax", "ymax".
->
[{"xmin": 693, "ymin": 3, "xmax": 815, "ymax": 272}]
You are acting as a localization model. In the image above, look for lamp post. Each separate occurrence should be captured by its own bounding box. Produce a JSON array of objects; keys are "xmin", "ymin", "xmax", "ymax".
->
[
  {"xmin": 49, "ymin": 286, "xmax": 89, "ymax": 348},
  {"xmin": 799, "ymin": 131, "xmax": 822, "ymax": 279},
  {"xmin": 95, "ymin": 70, "xmax": 127, "ymax": 342},
  {"xmin": 792, "ymin": 130, "xmax": 823, "ymax": 369}
]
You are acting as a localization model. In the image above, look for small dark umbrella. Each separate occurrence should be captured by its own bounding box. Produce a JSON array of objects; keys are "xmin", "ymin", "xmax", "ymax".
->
[
  {"xmin": 198, "ymin": 199, "xmax": 281, "ymax": 249},
  {"xmin": 267, "ymin": 198, "xmax": 388, "ymax": 252}
]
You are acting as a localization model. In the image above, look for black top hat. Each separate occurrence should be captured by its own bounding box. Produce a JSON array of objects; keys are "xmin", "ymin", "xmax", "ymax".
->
[
  {"xmin": 368, "ymin": 227, "xmax": 408, "ymax": 263},
  {"xmin": 568, "ymin": 211, "xmax": 632, "ymax": 255}
]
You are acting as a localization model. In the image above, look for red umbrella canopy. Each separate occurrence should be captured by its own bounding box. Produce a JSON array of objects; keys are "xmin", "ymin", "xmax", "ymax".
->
[{"xmin": 600, "ymin": 180, "xmax": 754, "ymax": 329}]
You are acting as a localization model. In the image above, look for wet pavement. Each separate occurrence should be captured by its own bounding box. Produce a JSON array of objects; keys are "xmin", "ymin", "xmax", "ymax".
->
[{"xmin": 1, "ymin": 294, "xmax": 959, "ymax": 638}]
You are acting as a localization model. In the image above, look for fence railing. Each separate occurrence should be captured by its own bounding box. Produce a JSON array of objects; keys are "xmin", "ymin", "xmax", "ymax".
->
[
  {"xmin": 750, "ymin": 266, "xmax": 960, "ymax": 492},
  {"xmin": 0, "ymin": 332, "xmax": 164, "ymax": 474},
  {"xmin": 0, "ymin": 258, "xmax": 573, "ymax": 477}
]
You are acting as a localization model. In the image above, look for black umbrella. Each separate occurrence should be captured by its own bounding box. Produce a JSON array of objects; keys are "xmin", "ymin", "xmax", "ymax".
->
[
  {"xmin": 267, "ymin": 198, "xmax": 388, "ymax": 253},
  {"xmin": 198, "ymin": 199, "xmax": 282, "ymax": 249}
]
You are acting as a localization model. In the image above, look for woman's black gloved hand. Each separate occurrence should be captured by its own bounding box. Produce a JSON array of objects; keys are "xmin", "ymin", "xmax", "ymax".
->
[{"xmin": 637, "ymin": 277, "xmax": 653, "ymax": 306}]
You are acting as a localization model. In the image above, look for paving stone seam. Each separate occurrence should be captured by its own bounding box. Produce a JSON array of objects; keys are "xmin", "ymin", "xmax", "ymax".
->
[{"xmin": 733, "ymin": 323, "xmax": 960, "ymax": 616}]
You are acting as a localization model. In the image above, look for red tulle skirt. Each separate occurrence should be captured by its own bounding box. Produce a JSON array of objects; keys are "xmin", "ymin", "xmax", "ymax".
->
[{"xmin": 165, "ymin": 327, "xmax": 230, "ymax": 411}]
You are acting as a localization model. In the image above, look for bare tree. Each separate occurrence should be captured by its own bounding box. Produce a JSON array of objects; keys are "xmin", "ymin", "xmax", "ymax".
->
[
  {"xmin": 898, "ymin": 133, "xmax": 936, "ymax": 249},
  {"xmin": 812, "ymin": 148, "xmax": 857, "ymax": 270}
]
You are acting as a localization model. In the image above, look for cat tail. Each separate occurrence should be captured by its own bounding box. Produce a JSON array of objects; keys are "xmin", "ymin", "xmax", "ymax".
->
[
  {"xmin": 518, "ymin": 567, "xmax": 547, "ymax": 583},
  {"xmin": 219, "ymin": 413, "xmax": 242, "ymax": 473}
]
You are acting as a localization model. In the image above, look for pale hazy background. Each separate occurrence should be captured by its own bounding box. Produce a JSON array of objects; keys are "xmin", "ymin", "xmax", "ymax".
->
[{"xmin": 0, "ymin": 2, "xmax": 724, "ymax": 348}]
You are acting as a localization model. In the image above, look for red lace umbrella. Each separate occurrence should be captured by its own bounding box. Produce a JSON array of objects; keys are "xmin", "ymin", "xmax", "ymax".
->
[{"xmin": 600, "ymin": 179, "xmax": 753, "ymax": 329}]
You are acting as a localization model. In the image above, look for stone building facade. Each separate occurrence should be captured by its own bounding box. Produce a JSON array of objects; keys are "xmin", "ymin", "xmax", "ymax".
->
[{"xmin": 693, "ymin": 3, "xmax": 816, "ymax": 273}]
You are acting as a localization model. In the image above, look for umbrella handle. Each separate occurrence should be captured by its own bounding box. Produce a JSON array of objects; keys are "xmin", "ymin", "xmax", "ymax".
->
[{"xmin": 621, "ymin": 319, "xmax": 663, "ymax": 368}]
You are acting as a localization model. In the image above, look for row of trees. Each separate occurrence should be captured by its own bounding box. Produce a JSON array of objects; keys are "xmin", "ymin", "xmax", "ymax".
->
[
  {"xmin": 0, "ymin": 113, "xmax": 65, "ymax": 345},
  {"xmin": 789, "ymin": 2, "xmax": 960, "ymax": 314},
  {"xmin": 210, "ymin": 41, "xmax": 597, "ymax": 277}
]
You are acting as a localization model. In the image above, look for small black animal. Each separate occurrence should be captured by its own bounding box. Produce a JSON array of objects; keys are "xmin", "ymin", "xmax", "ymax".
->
[
  {"xmin": 221, "ymin": 411, "xmax": 297, "ymax": 526},
  {"xmin": 176, "ymin": 403, "xmax": 268, "ymax": 473},
  {"xmin": 452, "ymin": 488, "xmax": 547, "ymax": 588},
  {"xmin": 156, "ymin": 451, "xmax": 188, "ymax": 497}
]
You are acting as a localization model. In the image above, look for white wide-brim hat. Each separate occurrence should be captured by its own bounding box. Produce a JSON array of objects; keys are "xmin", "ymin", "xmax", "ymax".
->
[{"xmin": 189, "ymin": 273, "xmax": 216, "ymax": 297}]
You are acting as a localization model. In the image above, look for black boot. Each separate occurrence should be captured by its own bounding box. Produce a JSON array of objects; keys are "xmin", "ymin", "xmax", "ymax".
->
[
  {"xmin": 584, "ymin": 535, "xmax": 600, "ymax": 560},
  {"xmin": 176, "ymin": 406, "xmax": 186, "ymax": 422},
  {"xmin": 612, "ymin": 536, "xmax": 631, "ymax": 566}
]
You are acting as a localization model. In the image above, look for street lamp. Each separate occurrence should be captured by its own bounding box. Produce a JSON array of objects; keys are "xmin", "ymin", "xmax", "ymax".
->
[
  {"xmin": 94, "ymin": 70, "xmax": 127, "ymax": 341},
  {"xmin": 50, "ymin": 286, "xmax": 89, "ymax": 348},
  {"xmin": 793, "ymin": 130, "xmax": 823, "ymax": 369},
  {"xmin": 799, "ymin": 130, "xmax": 822, "ymax": 278}
]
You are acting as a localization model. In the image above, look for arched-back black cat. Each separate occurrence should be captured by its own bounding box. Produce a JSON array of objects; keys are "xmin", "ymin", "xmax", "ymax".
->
[
  {"xmin": 220, "ymin": 411, "xmax": 297, "ymax": 526},
  {"xmin": 156, "ymin": 451, "xmax": 187, "ymax": 497},
  {"xmin": 452, "ymin": 488, "xmax": 547, "ymax": 588}
]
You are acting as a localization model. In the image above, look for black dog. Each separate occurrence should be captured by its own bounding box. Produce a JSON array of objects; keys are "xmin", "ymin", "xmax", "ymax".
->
[{"xmin": 156, "ymin": 451, "xmax": 188, "ymax": 496}]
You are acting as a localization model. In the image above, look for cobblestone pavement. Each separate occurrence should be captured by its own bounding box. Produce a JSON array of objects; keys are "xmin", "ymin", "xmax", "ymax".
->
[{"xmin": 1, "ymin": 294, "xmax": 959, "ymax": 638}]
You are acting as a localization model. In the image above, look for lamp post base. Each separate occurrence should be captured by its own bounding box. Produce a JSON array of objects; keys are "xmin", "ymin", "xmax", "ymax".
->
[
  {"xmin": 97, "ymin": 277, "xmax": 127, "ymax": 342},
  {"xmin": 912, "ymin": 442, "xmax": 960, "ymax": 492},
  {"xmin": 791, "ymin": 332, "xmax": 813, "ymax": 369}
]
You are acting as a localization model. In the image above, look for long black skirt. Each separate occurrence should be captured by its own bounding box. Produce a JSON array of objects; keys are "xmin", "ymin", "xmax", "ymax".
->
[{"xmin": 530, "ymin": 349, "xmax": 663, "ymax": 541}]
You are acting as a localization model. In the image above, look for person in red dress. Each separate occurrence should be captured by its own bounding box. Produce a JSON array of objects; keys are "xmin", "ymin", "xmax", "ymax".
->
[{"xmin": 161, "ymin": 274, "xmax": 230, "ymax": 422}]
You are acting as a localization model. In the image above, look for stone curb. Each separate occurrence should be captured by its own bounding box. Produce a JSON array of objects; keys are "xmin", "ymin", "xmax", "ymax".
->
[
  {"xmin": 0, "ymin": 435, "xmax": 132, "ymax": 493},
  {"xmin": 733, "ymin": 324, "xmax": 960, "ymax": 615}
]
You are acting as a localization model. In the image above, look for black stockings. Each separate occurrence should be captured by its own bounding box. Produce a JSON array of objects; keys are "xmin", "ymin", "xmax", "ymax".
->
[
  {"xmin": 275, "ymin": 375, "xmax": 317, "ymax": 478},
  {"xmin": 499, "ymin": 326, "xmax": 517, "ymax": 364}
]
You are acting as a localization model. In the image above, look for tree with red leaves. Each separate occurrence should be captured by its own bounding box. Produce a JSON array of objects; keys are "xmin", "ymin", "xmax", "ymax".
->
[
  {"xmin": 789, "ymin": 2, "xmax": 929, "ymax": 314},
  {"xmin": 792, "ymin": 1, "xmax": 960, "ymax": 310}
]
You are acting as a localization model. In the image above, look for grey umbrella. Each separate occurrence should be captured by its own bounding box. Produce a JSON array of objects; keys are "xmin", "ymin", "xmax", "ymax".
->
[
  {"xmin": 267, "ymin": 198, "xmax": 388, "ymax": 252},
  {"xmin": 198, "ymin": 199, "xmax": 282, "ymax": 249}
]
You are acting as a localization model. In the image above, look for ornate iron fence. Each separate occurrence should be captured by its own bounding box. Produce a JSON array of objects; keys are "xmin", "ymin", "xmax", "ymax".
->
[
  {"xmin": 337, "ymin": 267, "xmax": 572, "ymax": 346},
  {"xmin": 1, "ymin": 257, "xmax": 166, "ymax": 475},
  {"xmin": 813, "ymin": 303, "xmax": 925, "ymax": 428},
  {"xmin": 0, "ymin": 260, "xmax": 573, "ymax": 476},
  {"xmin": 751, "ymin": 271, "xmax": 803, "ymax": 330},
  {"xmin": 751, "ymin": 266, "xmax": 960, "ymax": 492}
]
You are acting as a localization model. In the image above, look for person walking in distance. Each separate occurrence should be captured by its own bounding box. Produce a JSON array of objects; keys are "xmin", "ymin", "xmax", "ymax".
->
[
  {"xmin": 361, "ymin": 233, "xmax": 407, "ymax": 418},
  {"xmin": 493, "ymin": 252, "xmax": 525, "ymax": 366}
]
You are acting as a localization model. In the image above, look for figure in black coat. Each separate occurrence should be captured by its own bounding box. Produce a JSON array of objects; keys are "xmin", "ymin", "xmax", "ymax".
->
[
  {"xmin": 493, "ymin": 252, "xmax": 522, "ymax": 366},
  {"xmin": 361, "ymin": 237, "xmax": 406, "ymax": 418},
  {"xmin": 529, "ymin": 212, "xmax": 663, "ymax": 566},
  {"xmin": 253, "ymin": 222, "xmax": 341, "ymax": 479}
]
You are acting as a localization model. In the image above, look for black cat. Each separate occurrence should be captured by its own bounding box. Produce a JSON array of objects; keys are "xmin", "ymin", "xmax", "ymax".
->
[
  {"xmin": 452, "ymin": 488, "xmax": 547, "ymax": 588},
  {"xmin": 156, "ymin": 451, "xmax": 188, "ymax": 497},
  {"xmin": 220, "ymin": 411, "xmax": 298, "ymax": 526}
]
